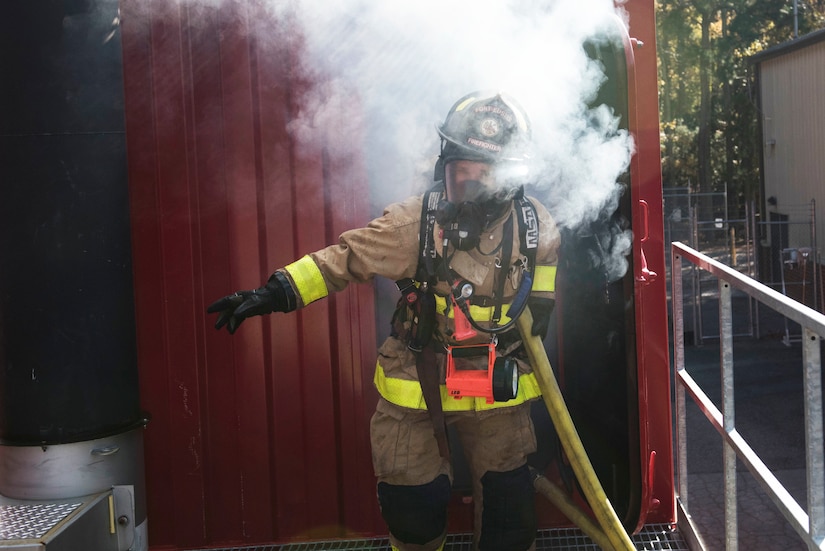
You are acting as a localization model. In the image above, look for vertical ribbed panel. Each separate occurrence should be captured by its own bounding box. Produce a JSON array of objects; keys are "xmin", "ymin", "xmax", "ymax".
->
[{"xmin": 120, "ymin": 3, "xmax": 381, "ymax": 547}]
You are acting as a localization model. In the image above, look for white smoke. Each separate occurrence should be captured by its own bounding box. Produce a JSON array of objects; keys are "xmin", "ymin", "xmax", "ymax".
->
[{"xmin": 259, "ymin": 0, "xmax": 635, "ymax": 231}]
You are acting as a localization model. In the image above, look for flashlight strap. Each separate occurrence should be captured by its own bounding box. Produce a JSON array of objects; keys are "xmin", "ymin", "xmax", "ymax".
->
[
  {"xmin": 490, "ymin": 196, "xmax": 538, "ymax": 326},
  {"xmin": 414, "ymin": 344, "xmax": 450, "ymax": 461},
  {"xmin": 508, "ymin": 196, "xmax": 539, "ymax": 314},
  {"xmin": 492, "ymin": 214, "xmax": 514, "ymax": 324}
]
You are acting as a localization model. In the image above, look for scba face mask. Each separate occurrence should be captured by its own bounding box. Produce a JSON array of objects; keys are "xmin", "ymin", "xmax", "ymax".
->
[
  {"xmin": 437, "ymin": 160, "xmax": 524, "ymax": 251},
  {"xmin": 436, "ymin": 161, "xmax": 495, "ymax": 250},
  {"xmin": 444, "ymin": 160, "xmax": 497, "ymax": 203}
]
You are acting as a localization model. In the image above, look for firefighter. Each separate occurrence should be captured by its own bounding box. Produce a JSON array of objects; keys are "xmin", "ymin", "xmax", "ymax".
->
[{"xmin": 208, "ymin": 91, "xmax": 560, "ymax": 551}]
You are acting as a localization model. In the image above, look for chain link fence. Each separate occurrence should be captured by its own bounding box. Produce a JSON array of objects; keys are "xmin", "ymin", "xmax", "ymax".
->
[{"xmin": 664, "ymin": 187, "xmax": 821, "ymax": 345}]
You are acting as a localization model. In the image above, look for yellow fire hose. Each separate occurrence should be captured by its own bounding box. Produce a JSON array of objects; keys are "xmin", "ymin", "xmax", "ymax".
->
[
  {"xmin": 517, "ymin": 307, "xmax": 636, "ymax": 551},
  {"xmin": 530, "ymin": 468, "xmax": 614, "ymax": 550}
]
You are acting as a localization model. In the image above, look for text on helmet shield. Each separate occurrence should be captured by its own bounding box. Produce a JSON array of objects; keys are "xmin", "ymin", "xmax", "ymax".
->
[
  {"xmin": 474, "ymin": 104, "xmax": 514, "ymax": 123},
  {"xmin": 466, "ymin": 137, "xmax": 502, "ymax": 152}
]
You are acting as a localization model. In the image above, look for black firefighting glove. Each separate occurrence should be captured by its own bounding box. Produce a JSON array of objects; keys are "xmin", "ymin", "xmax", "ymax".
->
[
  {"xmin": 528, "ymin": 297, "xmax": 555, "ymax": 339},
  {"xmin": 207, "ymin": 271, "xmax": 297, "ymax": 334}
]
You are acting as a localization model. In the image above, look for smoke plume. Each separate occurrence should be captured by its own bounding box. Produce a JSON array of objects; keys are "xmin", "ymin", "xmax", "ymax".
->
[{"xmin": 263, "ymin": 0, "xmax": 634, "ymax": 232}]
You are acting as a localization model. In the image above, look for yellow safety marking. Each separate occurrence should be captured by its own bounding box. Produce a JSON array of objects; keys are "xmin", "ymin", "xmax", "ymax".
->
[
  {"xmin": 108, "ymin": 494, "xmax": 116, "ymax": 534},
  {"xmin": 374, "ymin": 362, "xmax": 541, "ymax": 411},
  {"xmin": 533, "ymin": 265, "xmax": 556, "ymax": 292},
  {"xmin": 284, "ymin": 255, "xmax": 328, "ymax": 306},
  {"xmin": 454, "ymin": 96, "xmax": 476, "ymax": 112}
]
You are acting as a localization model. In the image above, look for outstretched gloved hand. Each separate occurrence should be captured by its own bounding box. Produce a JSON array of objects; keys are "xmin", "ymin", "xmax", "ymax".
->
[{"xmin": 207, "ymin": 272, "xmax": 297, "ymax": 334}]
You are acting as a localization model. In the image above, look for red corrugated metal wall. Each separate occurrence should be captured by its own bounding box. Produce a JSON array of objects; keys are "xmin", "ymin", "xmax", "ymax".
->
[{"xmin": 120, "ymin": 2, "xmax": 382, "ymax": 547}]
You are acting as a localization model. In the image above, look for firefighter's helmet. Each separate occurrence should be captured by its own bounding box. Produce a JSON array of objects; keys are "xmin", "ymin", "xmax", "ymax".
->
[{"xmin": 436, "ymin": 91, "xmax": 532, "ymax": 166}]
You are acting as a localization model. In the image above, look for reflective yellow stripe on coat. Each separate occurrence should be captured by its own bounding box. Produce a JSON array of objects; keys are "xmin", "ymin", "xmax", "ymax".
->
[
  {"xmin": 284, "ymin": 255, "xmax": 328, "ymax": 306},
  {"xmin": 433, "ymin": 265, "xmax": 556, "ymax": 323},
  {"xmin": 373, "ymin": 361, "xmax": 542, "ymax": 411},
  {"xmin": 533, "ymin": 264, "xmax": 556, "ymax": 292}
]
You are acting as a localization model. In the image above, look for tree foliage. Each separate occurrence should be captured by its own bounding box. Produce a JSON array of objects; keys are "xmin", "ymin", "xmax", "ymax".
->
[{"xmin": 656, "ymin": 0, "xmax": 825, "ymax": 211}]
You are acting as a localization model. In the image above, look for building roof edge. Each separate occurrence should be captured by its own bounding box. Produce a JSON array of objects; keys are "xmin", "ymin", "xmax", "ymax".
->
[{"xmin": 749, "ymin": 27, "xmax": 825, "ymax": 64}]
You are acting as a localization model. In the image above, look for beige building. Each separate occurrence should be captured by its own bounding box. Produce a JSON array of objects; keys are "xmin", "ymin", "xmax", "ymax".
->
[{"xmin": 752, "ymin": 28, "xmax": 825, "ymax": 295}]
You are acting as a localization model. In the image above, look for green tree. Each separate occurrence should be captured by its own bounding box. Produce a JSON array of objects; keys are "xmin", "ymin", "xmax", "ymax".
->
[{"xmin": 656, "ymin": 0, "xmax": 825, "ymax": 215}]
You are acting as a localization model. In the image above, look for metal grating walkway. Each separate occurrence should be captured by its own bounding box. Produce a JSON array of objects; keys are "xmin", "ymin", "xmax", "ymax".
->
[{"xmin": 184, "ymin": 524, "xmax": 690, "ymax": 550}]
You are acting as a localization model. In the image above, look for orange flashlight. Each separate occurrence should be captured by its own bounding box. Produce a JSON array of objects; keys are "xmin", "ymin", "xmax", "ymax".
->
[{"xmin": 445, "ymin": 342, "xmax": 518, "ymax": 403}]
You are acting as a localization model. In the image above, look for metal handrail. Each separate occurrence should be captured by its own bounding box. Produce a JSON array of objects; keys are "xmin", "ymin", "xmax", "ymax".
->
[{"xmin": 671, "ymin": 241, "xmax": 825, "ymax": 550}]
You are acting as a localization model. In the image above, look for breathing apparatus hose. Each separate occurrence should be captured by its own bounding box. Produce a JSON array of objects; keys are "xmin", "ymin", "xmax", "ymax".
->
[{"xmin": 517, "ymin": 307, "xmax": 636, "ymax": 551}]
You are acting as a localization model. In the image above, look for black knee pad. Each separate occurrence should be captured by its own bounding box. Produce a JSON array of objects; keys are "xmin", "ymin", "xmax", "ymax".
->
[
  {"xmin": 377, "ymin": 474, "xmax": 451, "ymax": 545},
  {"xmin": 479, "ymin": 464, "xmax": 537, "ymax": 551}
]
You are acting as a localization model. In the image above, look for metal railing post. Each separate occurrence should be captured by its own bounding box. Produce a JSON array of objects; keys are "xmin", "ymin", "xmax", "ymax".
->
[
  {"xmin": 802, "ymin": 327, "xmax": 825, "ymax": 549},
  {"xmin": 720, "ymin": 280, "xmax": 738, "ymax": 550},
  {"xmin": 672, "ymin": 248, "xmax": 689, "ymax": 510}
]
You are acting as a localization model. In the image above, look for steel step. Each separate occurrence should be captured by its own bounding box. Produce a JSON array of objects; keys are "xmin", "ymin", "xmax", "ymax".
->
[
  {"xmin": 0, "ymin": 501, "xmax": 82, "ymax": 540},
  {"xmin": 182, "ymin": 524, "xmax": 690, "ymax": 551}
]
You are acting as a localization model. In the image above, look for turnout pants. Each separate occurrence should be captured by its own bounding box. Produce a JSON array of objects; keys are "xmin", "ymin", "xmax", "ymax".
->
[{"xmin": 370, "ymin": 398, "xmax": 538, "ymax": 551}]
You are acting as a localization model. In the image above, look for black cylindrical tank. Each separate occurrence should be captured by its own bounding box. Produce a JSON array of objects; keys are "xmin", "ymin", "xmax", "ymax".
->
[{"xmin": 0, "ymin": 0, "xmax": 141, "ymax": 445}]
